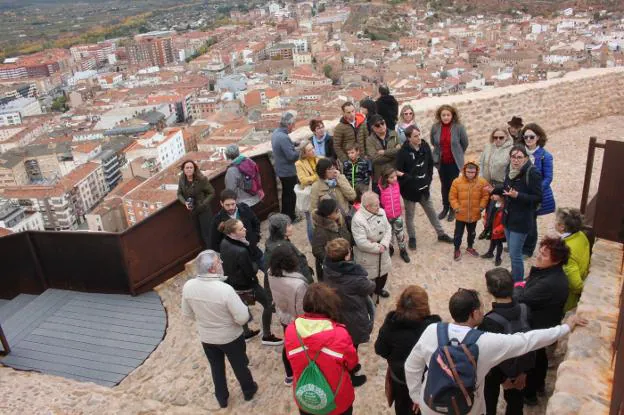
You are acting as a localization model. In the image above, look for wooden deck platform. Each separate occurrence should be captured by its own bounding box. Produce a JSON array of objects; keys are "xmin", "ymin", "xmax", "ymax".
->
[{"xmin": 0, "ymin": 289, "xmax": 166, "ymax": 386}]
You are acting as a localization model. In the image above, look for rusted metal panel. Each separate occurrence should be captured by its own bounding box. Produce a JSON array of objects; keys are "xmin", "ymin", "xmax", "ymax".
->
[
  {"xmin": 28, "ymin": 231, "xmax": 129, "ymax": 294},
  {"xmin": 0, "ymin": 232, "xmax": 44, "ymax": 299},
  {"xmin": 612, "ymin": 282, "xmax": 624, "ymax": 415},
  {"xmin": 593, "ymin": 140, "xmax": 624, "ymax": 243}
]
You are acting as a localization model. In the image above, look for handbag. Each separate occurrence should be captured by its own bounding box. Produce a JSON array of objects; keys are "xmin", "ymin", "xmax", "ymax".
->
[
  {"xmin": 385, "ymin": 366, "xmax": 395, "ymax": 407},
  {"xmin": 294, "ymin": 184, "xmax": 312, "ymax": 212}
]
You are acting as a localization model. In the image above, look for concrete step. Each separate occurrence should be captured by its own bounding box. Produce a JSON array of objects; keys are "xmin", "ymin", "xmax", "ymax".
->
[{"xmin": 0, "ymin": 294, "xmax": 38, "ymax": 323}]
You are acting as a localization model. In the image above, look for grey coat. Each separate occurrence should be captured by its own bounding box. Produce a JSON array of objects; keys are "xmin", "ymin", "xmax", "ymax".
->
[
  {"xmin": 479, "ymin": 138, "xmax": 513, "ymax": 185},
  {"xmin": 271, "ymin": 127, "xmax": 299, "ymax": 177},
  {"xmin": 351, "ymin": 207, "xmax": 392, "ymax": 279},
  {"xmin": 430, "ymin": 122, "xmax": 469, "ymax": 170},
  {"xmin": 225, "ymin": 166, "xmax": 261, "ymax": 207},
  {"xmin": 323, "ymin": 259, "xmax": 375, "ymax": 344},
  {"xmin": 268, "ymin": 270, "xmax": 309, "ymax": 326}
]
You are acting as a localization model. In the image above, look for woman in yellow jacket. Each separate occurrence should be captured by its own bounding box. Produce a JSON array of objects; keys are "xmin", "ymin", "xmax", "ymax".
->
[
  {"xmin": 295, "ymin": 142, "xmax": 320, "ymax": 241},
  {"xmin": 449, "ymin": 161, "xmax": 490, "ymax": 261},
  {"xmin": 555, "ymin": 207, "xmax": 591, "ymax": 312}
]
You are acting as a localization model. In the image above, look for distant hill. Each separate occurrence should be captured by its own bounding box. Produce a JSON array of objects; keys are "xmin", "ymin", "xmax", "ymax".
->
[{"xmin": 423, "ymin": 0, "xmax": 623, "ymax": 14}]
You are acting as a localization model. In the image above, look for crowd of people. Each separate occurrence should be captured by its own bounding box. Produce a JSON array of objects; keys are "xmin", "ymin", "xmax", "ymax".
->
[{"xmin": 179, "ymin": 87, "xmax": 592, "ymax": 415}]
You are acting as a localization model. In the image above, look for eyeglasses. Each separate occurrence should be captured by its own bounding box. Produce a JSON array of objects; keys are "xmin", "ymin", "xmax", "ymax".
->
[
  {"xmin": 510, "ymin": 155, "xmax": 526, "ymax": 160},
  {"xmin": 373, "ymin": 122, "xmax": 385, "ymax": 127},
  {"xmin": 523, "ymin": 134, "xmax": 537, "ymax": 140},
  {"xmin": 492, "ymin": 135, "xmax": 506, "ymax": 140}
]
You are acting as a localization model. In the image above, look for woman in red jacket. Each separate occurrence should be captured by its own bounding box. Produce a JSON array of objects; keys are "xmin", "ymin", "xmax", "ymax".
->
[{"xmin": 285, "ymin": 283, "xmax": 360, "ymax": 415}]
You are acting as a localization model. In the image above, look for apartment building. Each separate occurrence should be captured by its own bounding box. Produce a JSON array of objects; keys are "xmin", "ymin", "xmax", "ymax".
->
[
  {"xmin": 0, "ymin": 197, "xmax": 45, "ymax": 232},
  {"xmin": 128, "ymin": 32, "xmax": 175, "ymax": 67}
]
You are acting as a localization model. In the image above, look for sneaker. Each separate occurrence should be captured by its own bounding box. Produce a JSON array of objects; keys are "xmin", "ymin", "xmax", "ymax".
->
[
  {"xmin": 494, "ymin": 257, "xmax": 502, "ymax": 266},
  {"xmin": 478, "ymin": 230, "xmax": 489, "ymax": 240},
  {"xmin": 261, "ymin": 334, "xmax": 284, "ymax": 346},
  {"xmin": 351, "ymin": 374, "xmax": 367, "ymax": 387},
  {"xmin": 480, "ymin": 252, "xmax": 494, "ymax": 259},
  {"xmin": 389, "ymin": 244, "xmax": 395, "ymax": 257},
  {"xmin": 399, "ymin": 249, "xmax": 411, "ymax": 263},
  {"xmin": 243, "ymin": 382, "xmax": 258, "ymax": 401},
  {"xmin": 437, "ymin": 207, "xmax": 449, "ymax": 220},
  {"xmin": 466, "ymin": 247, "xmax": 479, "ymax": 257},
  {"xmin": 447, "ymin": 210, "xmax": 455, "ymax": 222},
  {"xmin": 284, "ymin": 376, "xmax": 293, "ymax": 386},
  {"xmin": 408, "ymin": 237, "xmax": 417, "ymax": 250},
  {"xmin": 244, "ymin": 329, "xmax": 260, "ymax": 342},
  {"xmin": 454, "ymin": 249, "xmax": 461, "ymax": 261},
  {"xmin": 437, "ymin": 234, "xmax": 453, "ymax": 244}
]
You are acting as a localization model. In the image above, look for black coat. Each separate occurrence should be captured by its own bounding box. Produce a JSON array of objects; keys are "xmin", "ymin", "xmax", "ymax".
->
[
  {"xmin": 376, "ymin": 95, "xmax": 399, "ymax": 130},
  {"xmin": 478, "ymin": 300, "xmax": 531, "ymax": 334},
  {"xmin": 514, "ymin": 264, "xmax": 569, "ymax": 329},
  {"xmin": 323, "ymin": 259, "xmax": 375, "ymax": 345},
  {"xmin": 309, "ymin": 134, "xmax": 338, "ymax": 162},
  {"xmin": 395, "ymin": 140, "xmax": 434, "ymax": 202},
  {"xmin": 497, "ymin": 162, "xmax": 543, "ymax": 233},
  {"xmin": 220, "ymin": 236, "xmax": 258, "ymax": 291},
  {"xmin": 375, "ymin": 312, "xmax": 441, "ymax": 383},
  {"xmin": 209, "ymin": 203, "xmax": 261, "ymax": 259}
]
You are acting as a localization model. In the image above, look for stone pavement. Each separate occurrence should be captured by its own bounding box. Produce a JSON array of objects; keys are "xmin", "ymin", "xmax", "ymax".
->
[{"xmin": 1, "ymin": 116, "xmax": 623, "ymax": 414}]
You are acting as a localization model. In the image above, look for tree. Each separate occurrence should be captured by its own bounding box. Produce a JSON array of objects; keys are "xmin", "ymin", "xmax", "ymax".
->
[{"xmin": 51, "ymin": 96, "xmax": 68, "ymax": 112}]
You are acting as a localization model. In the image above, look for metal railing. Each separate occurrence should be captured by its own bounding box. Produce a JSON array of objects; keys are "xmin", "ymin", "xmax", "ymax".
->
[{"xmin": 0, "ymin": 153, "xmax": 278, "ymax": 298}]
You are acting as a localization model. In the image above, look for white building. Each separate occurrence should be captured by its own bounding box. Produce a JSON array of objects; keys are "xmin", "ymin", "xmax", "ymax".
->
[
  {"xmin": 0, "ymin": 198, "xmax": 45, "ymax": 233},
  {"xmin": 0, "ymin": 98, "xmax": 43, "ymax": 126},
  {"xmin": 127, "ymin": 129, "xmax": 186, "ymax": 171},
  {"xmin": 293, "ymin": 52, "xmax": 313, "ymax": 67}
]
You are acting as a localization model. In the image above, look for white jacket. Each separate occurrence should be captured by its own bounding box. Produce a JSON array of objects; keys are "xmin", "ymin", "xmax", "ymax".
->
[
  {"xmin": 351, "ymin": 207, "xmax": 392, "ymax": 279},
  {"xmin": 181, "ymin": 273, "xmax": 250, "ymax": 345},
  {"xmin": 404, "ymin": 322, "xmax": 571, "ymax": 415}
]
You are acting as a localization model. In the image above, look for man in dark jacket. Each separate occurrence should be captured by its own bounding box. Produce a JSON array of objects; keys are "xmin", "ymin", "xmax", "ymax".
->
[
  {"xmin": 333, "ymin": 101, "xmax": 369, "ymax": 162},
  {"xmin": 323, "ymin": 237, "xmax": 374, "ymax": 386},
  {"xmin": 210, "ymin": 189, "xmax": 262, "ymax": 258},
  {"xmin": 514, "ymin": 236, "xmax": 570, "ymax": 406},
  {"xmin": 396, "ymin": 124, "xmax": 453, "ymax": 249},
  {"xmin": 480, "ymin": 268, "xmax": 533, "ymax": 415},
  {"xmin": 375, "ymin": 85, "xmax": 399, "ymax": 130}
]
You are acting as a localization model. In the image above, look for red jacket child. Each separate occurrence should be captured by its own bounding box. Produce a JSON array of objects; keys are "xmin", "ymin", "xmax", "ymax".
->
[
  {"xmin": 484, "ymin": 203, "xmax": 505, "ymax": 241},
  {"xmin": 285, "ymin": 314, "xmax": 359, "ymax": 415}
]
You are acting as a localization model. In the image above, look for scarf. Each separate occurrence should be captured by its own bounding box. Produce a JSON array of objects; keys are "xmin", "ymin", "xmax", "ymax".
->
[
  {"xmin": 312, "ymin": 134, "xmax": 327, "ymax": 157},
  {"xmin": 229, "ymin": 234, "xmax": 249, "ymax": 246},
  {"xmin": 508, "ymin": 165, "xmax": 522, "ymax": 180},
  {"xmin": 325, "ymin": 178, "xmax": 337, "ymax": 188},
  {"xmin": 526, "ymin": 146, "xmax": 539, "ymax": 164}
]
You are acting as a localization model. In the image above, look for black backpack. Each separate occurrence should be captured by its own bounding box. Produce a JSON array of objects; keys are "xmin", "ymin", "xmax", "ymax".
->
[{"xmin": 485, "ymin": 304, "xmax": 536, "ymax": 378}]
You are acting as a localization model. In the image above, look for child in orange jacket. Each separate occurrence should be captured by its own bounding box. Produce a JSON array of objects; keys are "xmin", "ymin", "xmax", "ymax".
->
[{"xmin": 449, "ymin": 161, "xmax": 490, "ymax": 261}]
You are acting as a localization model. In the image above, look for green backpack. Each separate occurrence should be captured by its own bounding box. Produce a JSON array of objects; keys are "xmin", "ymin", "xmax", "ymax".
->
[{"xmin": 294, "ymin": 327, "xmax": 344, "ymax": 415}]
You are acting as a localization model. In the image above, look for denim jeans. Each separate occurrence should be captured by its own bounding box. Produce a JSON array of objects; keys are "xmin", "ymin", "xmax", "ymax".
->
[{"xmin": 505, "ymin": 229, "xmax": 528, "ymax": 282}]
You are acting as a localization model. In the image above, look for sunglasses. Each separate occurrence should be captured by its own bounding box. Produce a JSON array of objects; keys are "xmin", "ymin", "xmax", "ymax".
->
[
  {"xmin": 373, "ymin": 122, "xmax": 386, "ymax": 127},
  {"xmin": 523, "ymin": 134, "xmax": 537, "ymax": 140},
  {"xmin": 492, "ymin": 135, "xmax": 506, "ymax": 140}
]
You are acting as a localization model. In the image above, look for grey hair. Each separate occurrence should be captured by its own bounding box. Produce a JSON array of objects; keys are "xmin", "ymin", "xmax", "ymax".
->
[
  {"xmin": 225, "ymin": 145, "xmax": 240, "ymax": 160},
  {"xmin": 279, "ymin": 111, "xmax": 297, "ymax": 128},
  {"xmin": 195, "ymin": 250, "xmax": 220, "ymax": 275},
  {"xmin": 556, "ymin": 207, "xmax": 583, "ymax": 234},
  {"xmin": 361, "ymin": 191, "xmax": 379, "ymax": 207},
  {"xmin": 268, "ymin": 213, "xmax": 292, "ymax": 241}
]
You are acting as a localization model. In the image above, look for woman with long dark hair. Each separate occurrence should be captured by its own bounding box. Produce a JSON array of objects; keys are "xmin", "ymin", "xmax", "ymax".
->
[
  {"xmin": 375, "ymin": 285, "xmax": 441, "ymax": 415},
  {"xmin": 177, "ymin": 159, "xmax": 215, "ymax": 247},
  {"xmin": 521, "ymin": 123, "xmax": 555, "ymax": 257},
  {"xmin": 430, "ymin": 105, "xmax": 469, "ymax": 222}
]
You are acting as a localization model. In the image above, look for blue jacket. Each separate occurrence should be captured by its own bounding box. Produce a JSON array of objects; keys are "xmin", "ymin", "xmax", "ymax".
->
[
  {"xmin": 531, "ymin": 147, "xmax": 555, "ymax": 215},
  {"xmin": 271, "ymin": 127, "xmax": 299, "ymax": 177}
]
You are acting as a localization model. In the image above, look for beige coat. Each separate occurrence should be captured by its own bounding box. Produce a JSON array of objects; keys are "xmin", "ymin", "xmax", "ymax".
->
[
  {"xmin": 268, "ymin": 270, "xmax": 309, "ymax": 326},
  {"xmin": 351, "ymin": 207, "xmax": 392, "ymax": 280},
  {"xmin": 310, "ymin": 173, "xmax": 357, "ymax": 213}
]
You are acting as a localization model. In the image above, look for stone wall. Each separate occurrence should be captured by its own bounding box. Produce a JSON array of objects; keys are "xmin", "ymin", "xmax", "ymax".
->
[
  {"xmin": 547, "ymin": 239, "xmax": 624, "ymax": 415},
  {"xmin": 291, "ymin": 67, "xmax": 624, "ymax": 157}
]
